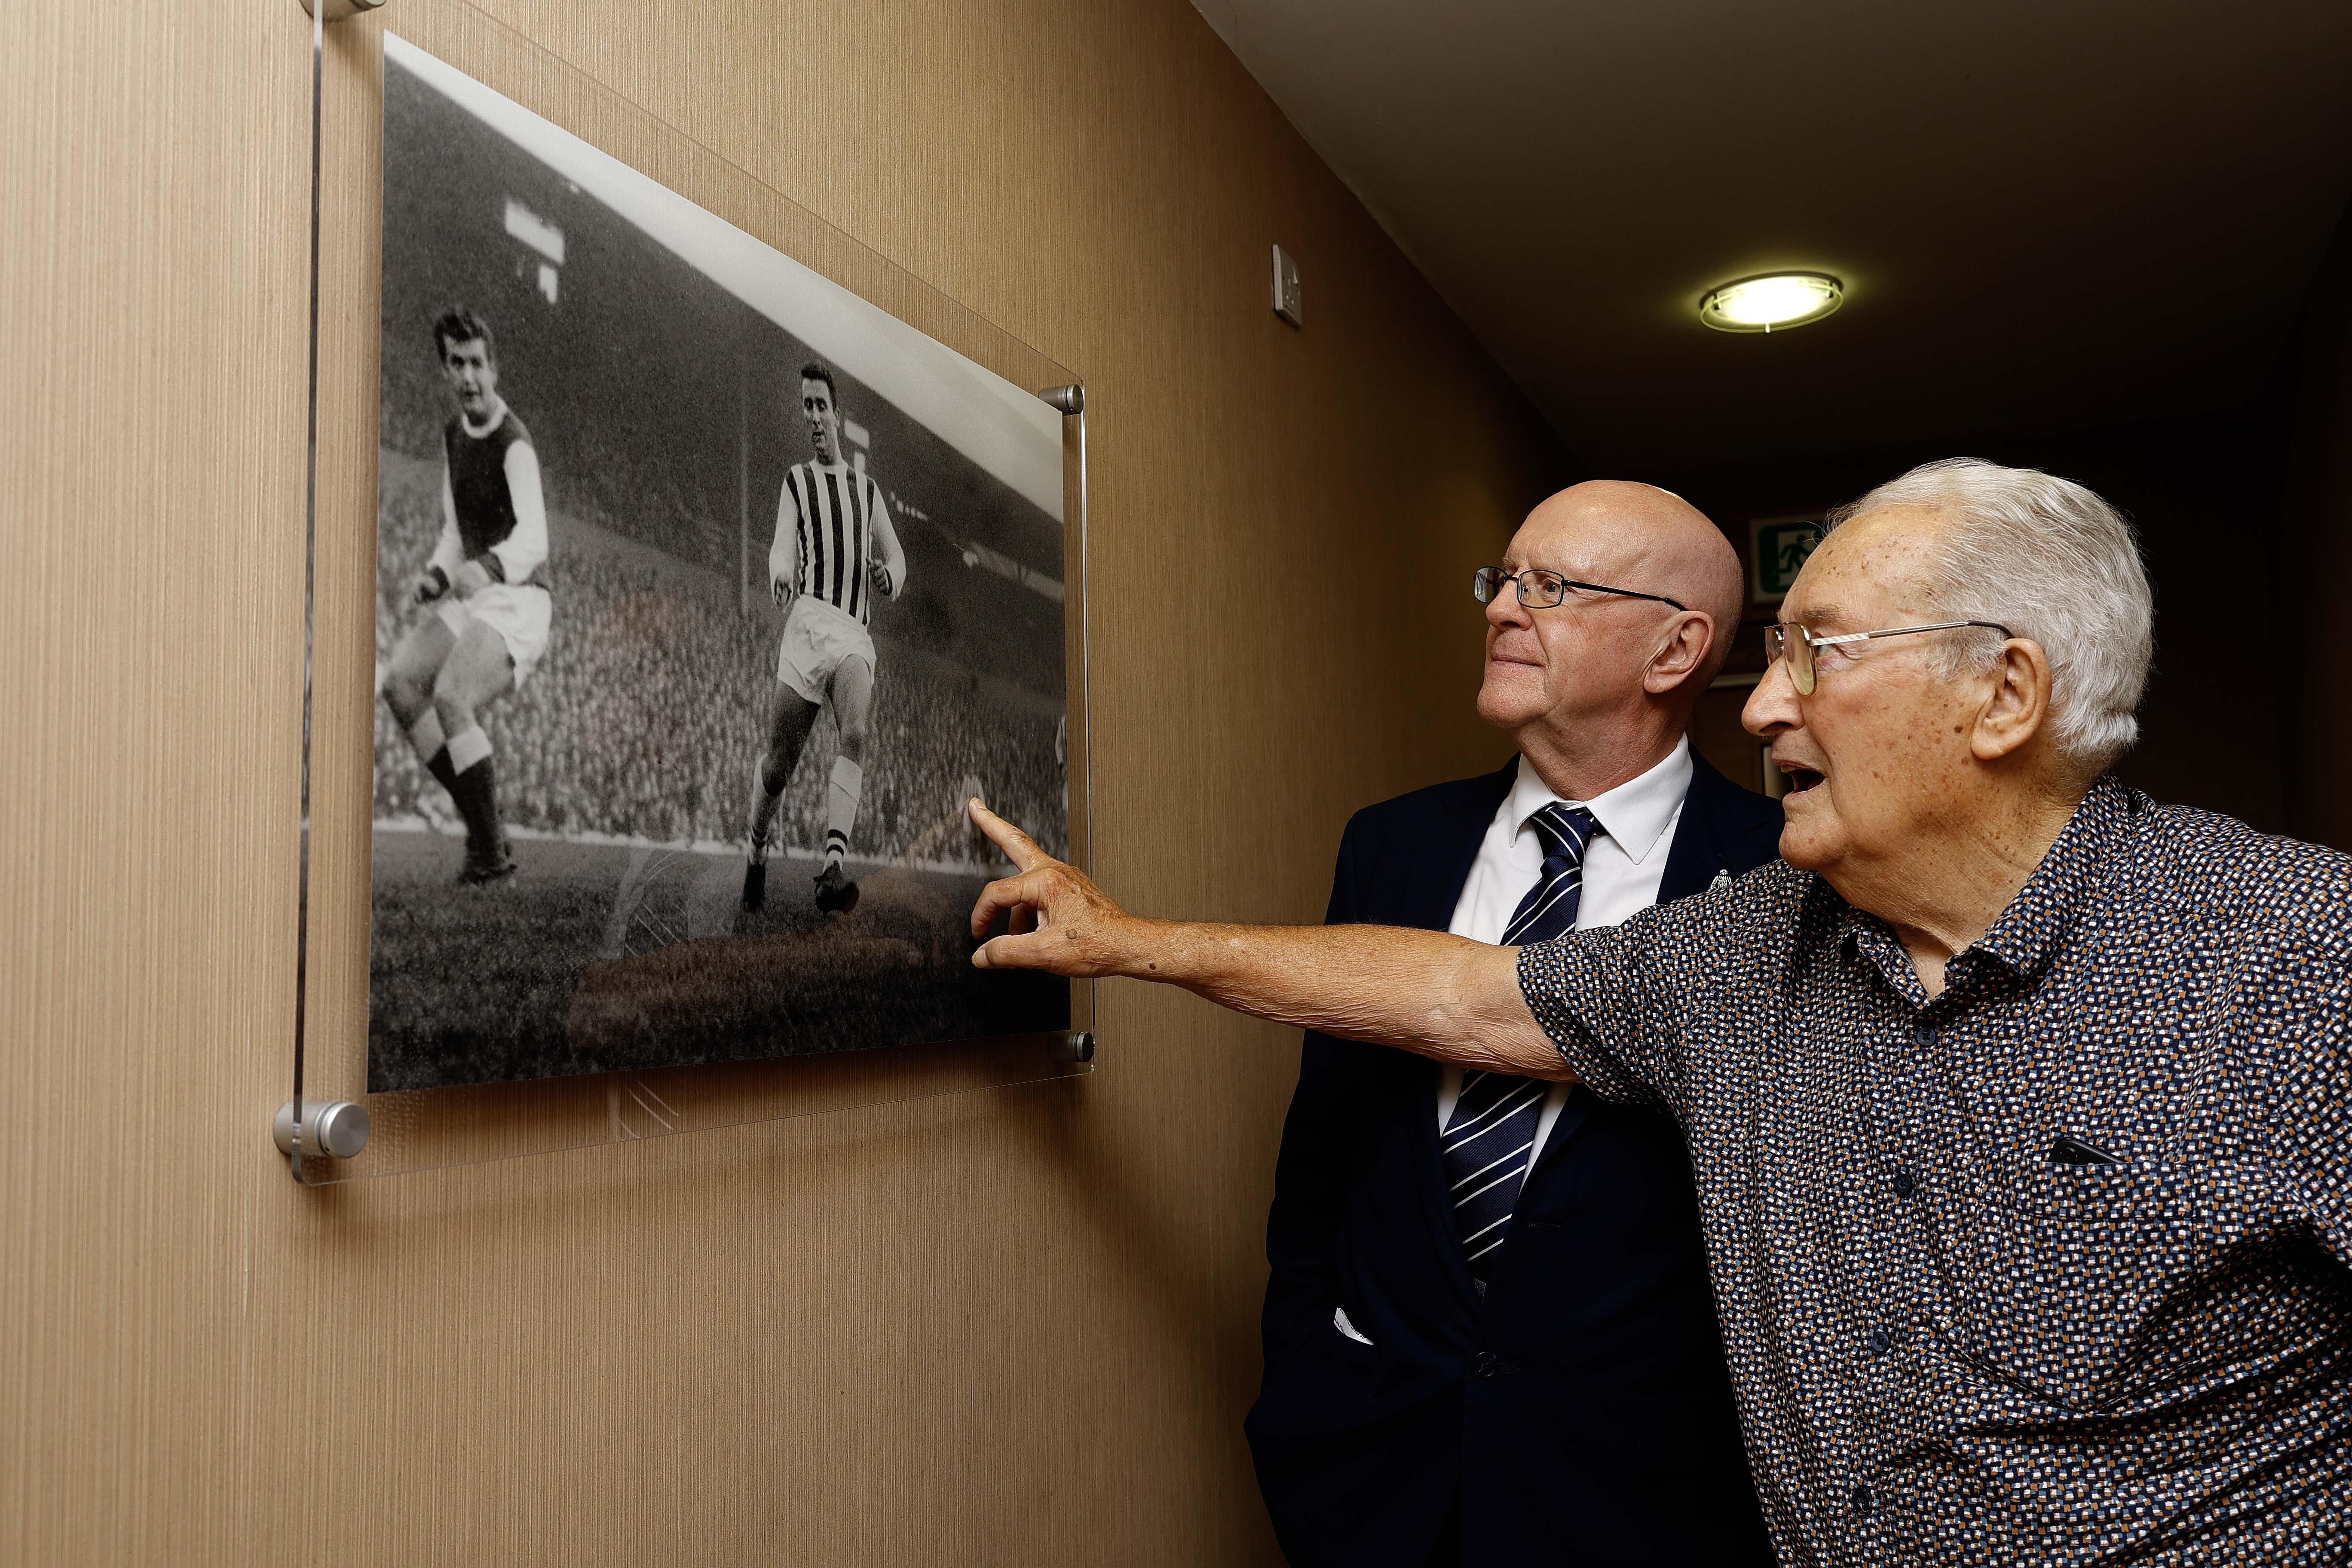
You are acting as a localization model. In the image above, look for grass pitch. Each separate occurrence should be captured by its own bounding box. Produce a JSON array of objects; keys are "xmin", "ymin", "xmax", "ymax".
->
[{"xmin": 367, "ymin": 829, "xmax": 1068, "ymax": 1092}]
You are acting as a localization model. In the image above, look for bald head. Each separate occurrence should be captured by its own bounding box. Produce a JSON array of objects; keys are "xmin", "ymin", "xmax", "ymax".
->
[
  {"xmin": 1478, "ymin": 480, "xmax": 1743, "ymax": 798},
  {"xmin": 1510, "ymin": 482, "xmax": 1745, "ymax": 684}
]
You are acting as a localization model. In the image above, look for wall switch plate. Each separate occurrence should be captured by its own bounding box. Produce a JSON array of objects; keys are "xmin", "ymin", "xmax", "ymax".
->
[{"xmin": 1272, "ymin": 244, "xmax": 1302, "ymax": 327}]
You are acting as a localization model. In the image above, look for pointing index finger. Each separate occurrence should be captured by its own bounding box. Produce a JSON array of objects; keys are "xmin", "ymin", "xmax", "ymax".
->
[{"xmin": 967, "ymin": 799, "xmax": 1049, "ymax": 872}]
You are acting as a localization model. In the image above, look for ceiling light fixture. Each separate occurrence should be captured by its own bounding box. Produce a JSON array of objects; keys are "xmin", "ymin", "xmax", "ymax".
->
[{"xmin": 1699, "ymin": 272, "xmax": 1844, "ymax": 334}]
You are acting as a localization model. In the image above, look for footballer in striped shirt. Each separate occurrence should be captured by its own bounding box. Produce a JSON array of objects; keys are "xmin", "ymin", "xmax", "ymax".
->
[{"xmin": 744, "ymin": 361, "xmax": 908, "ymax": 915}]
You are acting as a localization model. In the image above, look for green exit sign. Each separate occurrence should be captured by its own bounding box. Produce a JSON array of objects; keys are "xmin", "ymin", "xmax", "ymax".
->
[{"xmin": 1749, "ymin": 516, "xmax": 1824, "ymax": 604}]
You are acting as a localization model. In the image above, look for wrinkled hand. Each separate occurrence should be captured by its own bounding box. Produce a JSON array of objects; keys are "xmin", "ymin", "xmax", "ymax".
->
[
  {"xmin": 410, "ymin": 569, "xmax": 447, "ymax": 605},
  {"xmin": 966, "ymin": 800, "xmax": 1137, "ymax": 977}
]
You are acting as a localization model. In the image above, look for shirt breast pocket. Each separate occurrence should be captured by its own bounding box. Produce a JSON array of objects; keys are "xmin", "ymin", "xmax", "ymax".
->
[{"xmin": 1959, "ymin": 1159, "xmax": 2211, "ymax": 1411}]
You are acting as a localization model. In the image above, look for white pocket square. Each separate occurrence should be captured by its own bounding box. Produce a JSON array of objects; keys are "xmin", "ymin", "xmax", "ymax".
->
[{"xmin": 1333, "ymin": 1306, "xmax": 1373, "ymax": 1345}]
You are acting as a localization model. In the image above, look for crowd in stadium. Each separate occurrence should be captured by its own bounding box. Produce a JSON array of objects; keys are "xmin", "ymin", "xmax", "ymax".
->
[
  {"xmin": 373, "ymin": 476, "xmax": 1069, "ymax": 864},
  {"xmin": 382, "ymin": 383, "xmax": 739, "ymax": 580}
]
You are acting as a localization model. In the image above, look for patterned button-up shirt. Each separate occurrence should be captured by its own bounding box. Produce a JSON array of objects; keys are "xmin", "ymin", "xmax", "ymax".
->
[{"xmin": 1516, "ymin": 778, "xmax": 2352, "ymax": 1565}]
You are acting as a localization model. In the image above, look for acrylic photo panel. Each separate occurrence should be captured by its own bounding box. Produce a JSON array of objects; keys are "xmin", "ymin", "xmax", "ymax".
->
[{"xmin": 371, "ymin": 35, "xmax": 1069, "ymax": 1092}]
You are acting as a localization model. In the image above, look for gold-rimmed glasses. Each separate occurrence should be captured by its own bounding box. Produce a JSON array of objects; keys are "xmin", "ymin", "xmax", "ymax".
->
[{"xmin": 1764, "ymin": 619, "xmax": 2013, "ymax": 695}]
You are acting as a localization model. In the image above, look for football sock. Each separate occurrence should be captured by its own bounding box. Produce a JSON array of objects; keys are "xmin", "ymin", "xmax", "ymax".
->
[
  {"xmin": 445, "ymin": 725, "xmax": 503, "ymax": 857},
  {"xmin": 446, "ymin": 723, "xmax": 491, "ymax": 774},
  {"xmin": 826, "ymin": 756, "xmax": 863, "ymax": 870},
  {"xmin": 407, "ymin": 713, "xmax": 460, "ymax": 799}
]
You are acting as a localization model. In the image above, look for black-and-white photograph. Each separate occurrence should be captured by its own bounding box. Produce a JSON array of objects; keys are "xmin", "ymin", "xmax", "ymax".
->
[{"xmin": 369, "ymin": 36, "xmax": 1070, "ymax": 1093}]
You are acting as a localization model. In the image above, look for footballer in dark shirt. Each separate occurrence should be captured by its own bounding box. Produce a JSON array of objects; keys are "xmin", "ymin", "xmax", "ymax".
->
[{"xmin": 379, "ymin": 307, "xmax": 551, "ymax": 885}]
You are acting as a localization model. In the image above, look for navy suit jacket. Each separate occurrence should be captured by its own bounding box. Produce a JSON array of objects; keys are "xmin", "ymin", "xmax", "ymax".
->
[{"xmin": 1245, "ymin": 751, "xmax": 1781, "ymax": 1568}]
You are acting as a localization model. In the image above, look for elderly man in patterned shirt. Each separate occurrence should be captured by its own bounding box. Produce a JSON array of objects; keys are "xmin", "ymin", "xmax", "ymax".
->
[{"xmin": 963, "ymin": 457, "xmax": 2351, "ymax": 1565}]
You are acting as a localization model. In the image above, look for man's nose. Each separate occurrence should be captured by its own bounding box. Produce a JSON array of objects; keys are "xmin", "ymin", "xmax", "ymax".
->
[
  {"xmin": 1484, "ymin": 585, "xmax": 1529, "ymax": 631},
  {"xmin": 1742, "ymin": 654, "xmax": 1799, "ymax": 737}
]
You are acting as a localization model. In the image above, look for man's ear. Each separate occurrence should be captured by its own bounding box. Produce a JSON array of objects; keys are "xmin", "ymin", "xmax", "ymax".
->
[
  {"xmin": 1643, "ymin": 612, "xmax": 1714, "ymax": 695},
  {"xmin": 1971, "ymin": 638, "xmax": 2052, "ymax": 762}
]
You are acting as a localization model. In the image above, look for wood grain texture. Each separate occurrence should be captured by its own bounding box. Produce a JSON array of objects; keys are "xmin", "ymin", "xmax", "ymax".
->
[{"xmin": 0, "ymin": 0, "xmax": 1563, "ymax": 1562}]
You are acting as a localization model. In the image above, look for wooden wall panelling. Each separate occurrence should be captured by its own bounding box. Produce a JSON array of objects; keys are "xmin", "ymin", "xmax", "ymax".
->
[{"xmin": 1, "ymin": 0, "xmax": 1564, "ymax": 1562}]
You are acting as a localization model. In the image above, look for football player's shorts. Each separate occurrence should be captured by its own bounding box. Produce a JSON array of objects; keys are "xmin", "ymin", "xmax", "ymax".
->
[
  {"xmin": 775, "ymin": 595, "xmax": 876, "ymax": 704},
  {"xmin": 437, "ymin": 582, "xmax": 553, "ymax": 687}
]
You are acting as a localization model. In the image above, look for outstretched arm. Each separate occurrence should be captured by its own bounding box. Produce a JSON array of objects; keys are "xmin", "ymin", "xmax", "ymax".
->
[{"xmin": 965, "ymin": 802, "xmax": 1571, "ymax": 1079}]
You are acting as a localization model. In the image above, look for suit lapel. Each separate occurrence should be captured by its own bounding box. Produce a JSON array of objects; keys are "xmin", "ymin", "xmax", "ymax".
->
[
  {"xmin": 1528, "ymin": 753, "xmax": 1725, "ymax": 1181},
  {"xmin": 1657, "ymin": 749, "xmax": 1736, "ymax": 903},
  {"xmin": 1522, "ymin": 1082, "xmax": 1592, "ymax": 1182},
  {"xmin": 1401, "ymin": 758, "xmax": 1515, "ymax": 934},
  {"xmin": 1409, "ymin": 759, "xmax": 1517, "ymax": 1308},
  {"xmin": 1524, "ymin": 756, "xmax": 1783, "ymax": 1192}
]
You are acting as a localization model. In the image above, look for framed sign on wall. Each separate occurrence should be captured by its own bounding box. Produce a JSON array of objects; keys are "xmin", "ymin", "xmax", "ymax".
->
[
  {"xmin": 285, "ymin": 3, "xmax": 1093, "ymax": 1182},
  {"xmin": 1747, "ymin": 514, "xmax": 1824, "ymax": 607}
]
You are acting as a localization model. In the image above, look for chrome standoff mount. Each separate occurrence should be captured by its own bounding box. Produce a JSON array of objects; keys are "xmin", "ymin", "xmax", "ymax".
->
[{"xmin": 274, "ymin": 1099, "xmax": 372, "ymax": 1161}]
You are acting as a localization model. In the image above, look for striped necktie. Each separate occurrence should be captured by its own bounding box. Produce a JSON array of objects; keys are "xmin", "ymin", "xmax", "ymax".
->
[{"xmin": 1442, "ymin": 802, "xmax": 1602, "ymax": 1283}]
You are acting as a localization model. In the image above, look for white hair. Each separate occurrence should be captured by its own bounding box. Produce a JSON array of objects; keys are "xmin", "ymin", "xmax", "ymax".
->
[{"xmin": 1824, "ymin": 457, "xmax": 2153, "ymax": 778}]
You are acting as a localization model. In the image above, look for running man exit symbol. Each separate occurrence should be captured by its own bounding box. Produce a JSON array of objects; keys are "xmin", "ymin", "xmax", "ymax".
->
[{"xmin": 1749, "ymin": 516, "xmax": 1824, "ymax": 605}]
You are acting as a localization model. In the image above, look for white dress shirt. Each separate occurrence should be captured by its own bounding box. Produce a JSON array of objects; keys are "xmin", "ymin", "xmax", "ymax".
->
[{"xmin": 1436, "ymin": 738, "xmax": 1694, "ymax": 1157}]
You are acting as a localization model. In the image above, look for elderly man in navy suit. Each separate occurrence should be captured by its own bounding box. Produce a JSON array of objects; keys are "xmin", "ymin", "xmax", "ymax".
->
[{"xmin": 1240, "ymin": 483, "xmax": 1779, "ymax": 1567}]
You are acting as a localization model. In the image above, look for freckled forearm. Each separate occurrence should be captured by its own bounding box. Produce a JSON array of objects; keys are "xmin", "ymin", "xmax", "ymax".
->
[
  {"xmin": 1110, "ymin": 919, "xmax": 1572, "ymax": 1078},
  {"xmin": 963, "ymin": 804, "xmax": 1572, "ymax": 1078}
]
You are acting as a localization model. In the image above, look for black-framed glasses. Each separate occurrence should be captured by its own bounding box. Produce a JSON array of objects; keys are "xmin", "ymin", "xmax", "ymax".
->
[
  {"xmin": 1471, "ymin": 567, "xmax": 1687, "ymax": 612},
  {"xmin": 1764, "ymin": 619, "xmax": 2013, "ymax": 696}
]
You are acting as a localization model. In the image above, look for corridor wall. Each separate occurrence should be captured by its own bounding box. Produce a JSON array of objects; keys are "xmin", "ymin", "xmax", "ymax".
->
[
  {"xmin": 0, "ymin": 1, "xmax": 1562, "ymax": 1562},
  {"xmin": 2282, "ymin": 204, "xmax": 2352, "ymax": 853}
]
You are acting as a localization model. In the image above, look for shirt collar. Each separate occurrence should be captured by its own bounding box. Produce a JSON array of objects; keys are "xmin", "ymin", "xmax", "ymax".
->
[
  {"xmin": 1829, "ymin": 774, "xmax": 2138, "ymax": 990},
  {"xmin": 1508, "ymin": 738, "xmax": 1692, "ymax": 866},
  {"xmin": 458, "ymin": 399, "xmax": 509, "ymax": 440},
  {"xmin": 1968, "ymin": 775, "xmax": 2135, "ymax": 980}
]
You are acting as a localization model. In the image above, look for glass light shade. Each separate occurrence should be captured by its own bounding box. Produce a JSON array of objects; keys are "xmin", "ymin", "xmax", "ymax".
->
[{"xmin": 1699, "ymin": 273, "xmax": 1844, "ymax": 333}]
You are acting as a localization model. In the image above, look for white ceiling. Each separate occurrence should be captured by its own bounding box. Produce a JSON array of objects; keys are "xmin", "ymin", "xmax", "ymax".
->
[{"xmin": 1193, "ymin": 0, "xmax": 2352, "ymax": 469}]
